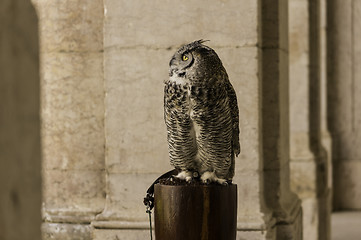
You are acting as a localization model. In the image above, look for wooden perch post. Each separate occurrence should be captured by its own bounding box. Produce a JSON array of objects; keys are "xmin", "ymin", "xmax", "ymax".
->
[{"xmin": 154, "ymin": 183, "xmax": 237, "ymax": 240}]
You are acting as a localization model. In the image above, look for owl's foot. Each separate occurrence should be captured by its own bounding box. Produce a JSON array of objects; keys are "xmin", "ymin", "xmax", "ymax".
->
[
  {"xmin": 168, "ymin": 175, "xmax": 176, "ymax": 183},
  {"xmin": 201, "ymin": 171, "xmax": 227, "ymax": 185},
  {"xmin": 175, "ymin": 171, "xmax": 193, "ymax": 182}
]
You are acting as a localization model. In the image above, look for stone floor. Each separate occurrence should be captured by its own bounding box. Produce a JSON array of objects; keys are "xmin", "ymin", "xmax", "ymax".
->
[{"xmin": 332, "ymin": 211, "xmax": 361, "ymax": 240}]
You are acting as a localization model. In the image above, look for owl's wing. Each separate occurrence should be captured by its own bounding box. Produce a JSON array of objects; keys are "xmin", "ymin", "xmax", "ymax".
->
[{"xmin": 226, "ymin": 81, "xmax": 240, "ymax": 156}]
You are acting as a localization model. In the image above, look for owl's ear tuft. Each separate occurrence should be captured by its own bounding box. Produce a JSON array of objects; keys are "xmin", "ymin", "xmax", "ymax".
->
[{"xmin": 198, "ymin": 39, "xmax": 210, "ymax": 44}]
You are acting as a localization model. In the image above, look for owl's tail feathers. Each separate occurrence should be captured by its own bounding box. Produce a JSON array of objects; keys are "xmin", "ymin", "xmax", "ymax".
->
[
  {"xmin": 233, "ymin": 140, "xmax": 241, "ymax": 157},
  {"xmin": 227, "ymin": 149, "xmax": 236, "ymax": 180},
  {"xmin": 235, "ymin": 147, "xmax": 240, "ymax": 157}
]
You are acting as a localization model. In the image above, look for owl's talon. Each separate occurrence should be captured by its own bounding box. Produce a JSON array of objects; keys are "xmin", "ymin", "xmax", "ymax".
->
[
  {"xmin": 201, "ymin": 171, "xmax": 227, "ymax": 185},
  {"xmin": 185, "ymin": 176, "xmax": 192, "ymax": 182},
  {"xmin": 175, "ymin": 170, "xmax": 193, "ymax": 183},
  {"xmin": 203, "ymin": 179, "xmax": 210, "ymax": 184},
  {"xmin": 220, "ymin": 180, "xmax": 228, "ymax": 186}
]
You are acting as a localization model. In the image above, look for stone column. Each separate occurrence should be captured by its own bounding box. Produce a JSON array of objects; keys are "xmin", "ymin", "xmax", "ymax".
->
[
  {"xmin": 289, "ymin": 1, "xmax": 319, "ymax": 239},
  {"xmin": 316, "ymin": 0, "xmax": 333, "ymax": 239},
  {"xmin": 328, "ymin": 0, "xmax": 361, "ymax": 210},
  {"xmin": 260, "ymin": 0, "xmax": 303, "ymax": 238},
  {"xmin": 93, "ymin": 0, "xmax": 278, "ymax": 239},
  {"xmin": 289, "ymin": 0, "xmax": 332, "ymax": 239},
  {"xmin": 0, "ymin": 1, "xmax": 41, "ymax": 239},
  {"xmin": 319, "ymin": 0, "xmax": 333, "ymax": 194},
  {"xmin": 32, "ymin": 1, "xmax": 106, "ymax": 239}
]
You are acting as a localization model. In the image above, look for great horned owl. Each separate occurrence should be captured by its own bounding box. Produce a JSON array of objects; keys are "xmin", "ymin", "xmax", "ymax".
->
[{"xmin": 164, "ymin": 40, "xmax": 240, "ymax": 184}]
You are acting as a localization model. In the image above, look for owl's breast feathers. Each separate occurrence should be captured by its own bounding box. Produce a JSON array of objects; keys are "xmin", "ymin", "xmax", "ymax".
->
[
  {"xmin": 164, "ymin": 76, "xmax": 240, "ymax": 177},
  {"xmin": 164, "ymin": 80, "xmax": 197, "ymax": 170}
]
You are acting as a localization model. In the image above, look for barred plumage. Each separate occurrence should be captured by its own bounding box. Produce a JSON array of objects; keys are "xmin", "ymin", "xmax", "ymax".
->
[{"xmin": 164, "ymin": 40, "xmax": 240, "ymax": 184}]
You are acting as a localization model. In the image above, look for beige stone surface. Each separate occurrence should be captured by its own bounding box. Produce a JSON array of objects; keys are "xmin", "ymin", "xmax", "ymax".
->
[
  {"xmin": 355, "ymin": 1, "xmax": 361, "ymax": 125},
  {"xmin": 95, "ymin": 173, "xmax": 163, "ymax": 222},
  {"xmin": 104, "ymin": 0, "xmax": 257, "ymax": 48},
  {"xmin": 99, "ymin": 0, "xmax": 279, "ymax": 238},
  {"xmin": 93, "ymin": 228, "xmax": 276, "ymax": 240},
  {"xmin": 288, "ymin": 1, "xmax": 327, "ymax": 239},
  {"xmin": 0, "ymin": 1, "xmax": 41, "ymax": 239},
  {"xmin": 290, "ymin": 161, "xmax": 317, "ymax": 199},
  {"xmin": 79, "ymin": 227, "xmax": 279, "ymax": 240},
  {"xmin": 328, "ymin": 0, "xmax": 353, "ymax": 135},
  {"xmin": 93, "ymin": 229, "xmax": 150, "ymax": 240},
  {"xmin": 236, "ymin": 230, "xmax": 275, "ymax": 240},
  {"xmin": 301, "ymin": 198, "xmax": 319, "ymax": 240},
  {"xmin": 318, "ymin": 0, "xmax": 333, "ymax": 232},
  {"xmin": 319, "ymin": 189, "xmax": 332, "ymax": 240},
  {"xmin": 320, "ymin": 0, "xmax": 332, "ymax": 171},
  {"xmin": 32, "ymin": 0, "xmax": 106, "ymax": 229},
  {"xmin": 354, "ymin": 1, "xmax": 361, "ymax": 154},
  {"xmin": 319, "ymin": 0, "xmax": 333, "ymax": 193},
  {"xmin": 29, "ymin": 0, "xmax": 345, "ymax": 239},
  {"xmin": 43, "ymin": 170, "xmax": 105, "ymax": 215},
  {"xmin": 320, "ymin": 0, "xmax": 333, "ymax": 234},
  {"xmin": 289, "ymin": 0, "xmax": 310, "ymax": 134},
  {"xmin": 101, "ymin": 42, "xmax": 275, "ymax": 234},
  {"xmin": 331, "ymin": 211, "xmax": 361, "ymax": 240},
  {"xmin": 35, "ymin": 0, "xmax": 103, "ymax": 53},
  {"xmin": 260, "ymin": 1, "xmax": 302, "ymax": 238},
  {"xmin": 42, "ymin": 223, "xmax": 92, "ymax": 240},
  {"xmin": 276, "ymin": 207, "xmax": 303, "ymax": 239},
  {"xmin": 2, "ymin": 0, "xmax": 357, "ymax": 239},
  {"xmin": 41, "ymin": 52, "xmax": 105, "ymax": 171},
  {"xmin": 328, "ymin": 0, "xmax": 361, "ymax": 210},
  {"xmin": 103, "ymin": 48, "xmax": 170, "ymax": 175},
  {"xmin": 334, "ymin": 161, "xmax": 361, "ymax": 209}
]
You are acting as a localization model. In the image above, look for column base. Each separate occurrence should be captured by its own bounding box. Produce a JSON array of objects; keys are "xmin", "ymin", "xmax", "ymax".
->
[
  {"xmin": 43, "ymin": 220, "xmax": 280, "ymax": 240},
  {"xmin": 91, "ymin": 228, "xmax": 277, "ymax": 240},
  {"xmin": 42, "ymin": 223, "xmax": 92, "ymax": 240},
  {"xmin": 276, "ymin": 205, "xmax": 303, "ymax": 240}
]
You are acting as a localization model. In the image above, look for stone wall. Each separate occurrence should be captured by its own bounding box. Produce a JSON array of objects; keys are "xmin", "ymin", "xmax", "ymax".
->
[
  {"xmin": 97, "ymin": 0, "xmax": 278, "ymax": 239},
  {"xmin": 3, "ymin": 0, "xmax": 360, "ymax": 239},
  {"xmin": 328, "ymin": 0, "xmax": 361, "ymax": 210},
  {"xmin": 0, "ymin": 0, "xmax": 41, "ymax": 239},
  {"xmin": 31, "ymin": 0, "xmax": 349, "ymax": 239}
]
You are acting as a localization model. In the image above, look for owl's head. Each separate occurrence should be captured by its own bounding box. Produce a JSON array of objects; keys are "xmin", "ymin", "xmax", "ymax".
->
[{"xmin": 169, "ymin": 40, "xmax": 223, "ymax": 82}]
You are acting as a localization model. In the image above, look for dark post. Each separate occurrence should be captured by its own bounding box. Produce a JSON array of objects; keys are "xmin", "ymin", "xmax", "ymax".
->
[{"xmin": 154, "ymin": 183, "xmax": 237, "ymax": 240}]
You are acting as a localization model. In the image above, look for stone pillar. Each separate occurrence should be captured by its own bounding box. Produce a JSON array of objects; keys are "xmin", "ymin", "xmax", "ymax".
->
[
  {"xmin": 0, "ymin": 1, "xmax": 41, "ymax": 239},
  {"xmin": 328, "ymin": 0, "xmax": 361, "ymax": 210},
  {"xmin": 289, "ymin": 0, "xmax": 332, "ymax": 239},
  {"xmin": 317, "ymin": 0, "xmax": 333, "ymax": 239},
  {"xmin": 31, "ymin": 1, "xmax": 106, "ymax": 239},
  {"xmin": 289, "ymin": 1, "xmax": 319, "ymax": 239},
  {"xmin": 93, "ymin": 0, "xmax": 278, "ymax": 239},
  {"xmin": 260, "ymin": 0, "xmax": 303, "ymax": 238}
]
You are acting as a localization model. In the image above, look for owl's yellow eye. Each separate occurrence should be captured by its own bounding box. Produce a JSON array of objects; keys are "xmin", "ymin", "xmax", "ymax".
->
[{"xmin": 182, "ymin": 55, "xmax": 189, "ymax": 61}]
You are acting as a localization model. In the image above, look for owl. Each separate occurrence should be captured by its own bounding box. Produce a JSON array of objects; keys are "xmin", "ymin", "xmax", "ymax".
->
[{"xmin": 164, "ymin": 40, "xmax": 240, "ymax": 184}]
